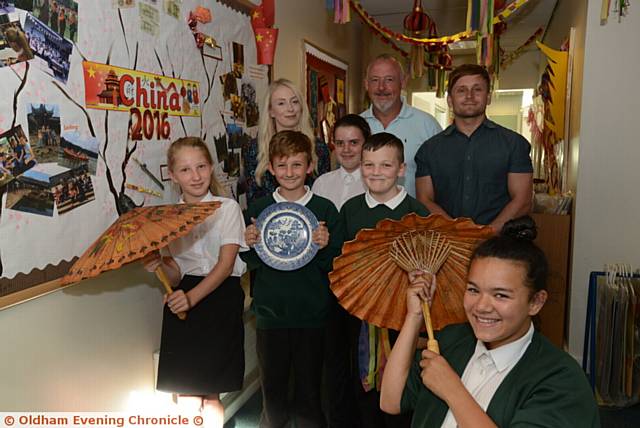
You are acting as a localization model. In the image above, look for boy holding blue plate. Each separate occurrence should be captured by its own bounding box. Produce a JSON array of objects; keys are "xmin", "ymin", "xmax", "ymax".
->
[
  {"xmin": 340, "ymin": 132, "xmax": 429, "ymax": 428},
  {"xmin": 242, "ymin": 130, "xmax": 343, "ymax": 428}
]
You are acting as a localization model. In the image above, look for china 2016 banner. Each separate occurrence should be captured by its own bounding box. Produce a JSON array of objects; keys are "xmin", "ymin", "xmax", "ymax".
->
[{"xmin": 83, "ymin": 61, "xmax": 201, "ymax": 141}]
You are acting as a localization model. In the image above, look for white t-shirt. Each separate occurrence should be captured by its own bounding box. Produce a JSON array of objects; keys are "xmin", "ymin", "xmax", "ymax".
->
[{"xmin": 166, "ymin": 192, "xmax": 248, "ymax": 277}]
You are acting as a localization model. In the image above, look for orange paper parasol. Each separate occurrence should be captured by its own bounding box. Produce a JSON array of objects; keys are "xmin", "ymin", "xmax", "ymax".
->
[
  {"xmin": 330, "ymin": 214, "xmax": 494, "ymax": 332},
  {"xmin": 62, "ymin": 202, "xmax": 221, "ymax": 317}
]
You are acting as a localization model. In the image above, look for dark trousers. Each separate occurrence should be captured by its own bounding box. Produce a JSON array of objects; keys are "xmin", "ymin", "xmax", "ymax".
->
[
  {"xmin": 323, "ymin": 302, "xmax": 357, "ymax": 428},
  {"xmin": 347, "ymin": 316, "xmax": 412, "ymax": 428},
  {"xmin": 257, "ymin": 327, "xmax": 325, "ymax": 428},
  {"xmin": 354, "ymin": 384, "xmax": 413, "ymax": 428}
]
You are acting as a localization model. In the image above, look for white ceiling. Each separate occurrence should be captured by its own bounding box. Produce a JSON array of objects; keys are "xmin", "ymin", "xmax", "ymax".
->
[{"xmin": 357, "ymin": 0, "xmax": 558, "ymax": 52}]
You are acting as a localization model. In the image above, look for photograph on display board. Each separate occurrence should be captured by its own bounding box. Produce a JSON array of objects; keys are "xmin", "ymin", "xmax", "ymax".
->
[
  {"xmin": 232, "ymin": 41, "xmax": 244, "ymax": 78},
  {"xmin": 0, "ymin": 125, "xmax": 37, "ymax": 180},
  {"xmin": 24, "ymin": 13, "xmax": 73, "ymax": 83},
  {"xmin": 213, "ymin": 133, "xmax": 228, "ymax": 164},
  {"xmin": 26, "ymin": 103, "xmax": 61, "ymax": 164},
  {"xmin": 51, "ymin": 164, "xmax": 95, "ymax": 214},
  {"xmin": 225, "ymin": 123, "xmax": 249, "ymax": 151},
  {"xmin": 32, "ymin": 0, "xmax": 78, "ymax": 43},
  {"xmin": 4, "ymin": 163, "xmax": 64, "ymax": 217},
  {"xmin": 220, "ymin": 71, "xmax": 238, "ymax": 101},
  {"xmin": 242, "ymin": 81, "xmax": 259, "ymax": 127},
  {"xmin": 59, "ymin": 131, "xmax": 99, "ymax": 175},
  {"xmin": 0, "ymin": 14, "xmax": 34, "ymax": 67},
  {"xmin": 224, "ymin": 150, "xmax": 240, "ymax": 178},
  {"xmin": 230, "ymin": 93, "xmax": 245, "ymax": 121}
]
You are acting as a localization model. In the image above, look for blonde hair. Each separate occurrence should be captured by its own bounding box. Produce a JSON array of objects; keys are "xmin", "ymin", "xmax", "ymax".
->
[
  {"xmin": 167, "ymin": 137, "xmax": 226, "ymax": 197},
  {"xmin": 255, "ymin": 78, "xmax": 316, "ymax": 186},
  {"xmin": 269, "ymin": 131, "xmax": 313, "ymax": 164}
]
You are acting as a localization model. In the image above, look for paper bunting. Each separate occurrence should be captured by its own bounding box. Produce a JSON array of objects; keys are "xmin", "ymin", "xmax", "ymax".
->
[{"xmin": 348, "ymin": 0, "xmax": 531, "ymax": 47}]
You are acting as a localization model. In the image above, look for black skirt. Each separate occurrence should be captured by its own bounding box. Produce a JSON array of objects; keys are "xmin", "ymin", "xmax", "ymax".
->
[{"xmin": 157, "ymin": 275, "xmax": 245, "ymax": 395}]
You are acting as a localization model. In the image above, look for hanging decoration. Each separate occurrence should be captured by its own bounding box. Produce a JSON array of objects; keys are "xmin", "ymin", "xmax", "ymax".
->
[
  {"xmin": 351, "ymin": 0, "xmax": 473, "ymax": 46},
  {"xmin": 334, "ymin": 0, "xmax": 351, "ymax": 24},
  {"xmin": 403, "ymin": 0, "xmax": 435, "ymax": 79},
  {"xmin": 251, "ymin": 0, "xmax": 278, "ymax": 65},
  {"xmin": 371, "ymin": 30, "xmax": 453, "ymax": 72},
  {"xmin": 601, "ymin": 0, "xmax": 631, "ymax": 24},
  {"xmin": 500, "ymin": 26, "xmax": 544, "ymax": 70},
  {"xmin": 187, "ymin": 7, "xmax": 219, "ymax": 51},
  {"xmin": 348, "ymin": 0, "xmax": 531, "ymax": 46},
  {"xmin": 534, "ymin": 41, "xmax": 569, "ymax": 194},
  {"xmin": 468, "ymin": 0, "xmax": 495, "ymax": 67}
]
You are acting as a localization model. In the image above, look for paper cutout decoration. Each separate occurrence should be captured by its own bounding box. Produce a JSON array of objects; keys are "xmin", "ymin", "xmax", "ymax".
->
[
  {"xmin": 254, "ymin": 27, "xmax": 278, "ymax": 66},
  {"xmin": 251, "ymin": 0, "xmax": 277, "ymax": 65},
  {"xmin": 536, "ymin": 41, "xmax": 567, "ymax": 144},
  {"xmin": 188, "ymin": 8, "xmax": 219, "ymax": 51}
]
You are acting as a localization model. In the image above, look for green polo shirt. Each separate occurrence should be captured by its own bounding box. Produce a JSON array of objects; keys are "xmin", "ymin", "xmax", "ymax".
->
[{"xmin": 414, "ymin": 119, "xmax": 533, "ymax": 225}]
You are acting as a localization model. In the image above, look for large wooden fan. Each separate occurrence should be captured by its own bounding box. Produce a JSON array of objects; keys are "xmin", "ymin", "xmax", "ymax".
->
[{"xmin": 330, "ymin": 214, "xmax": 494, "ymax": 345}]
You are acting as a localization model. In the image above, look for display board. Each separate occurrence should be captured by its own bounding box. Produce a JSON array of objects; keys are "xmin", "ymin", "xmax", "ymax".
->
[{"xmin": 0, "ymin": 0, "xmax": 268, "ymax": 307}]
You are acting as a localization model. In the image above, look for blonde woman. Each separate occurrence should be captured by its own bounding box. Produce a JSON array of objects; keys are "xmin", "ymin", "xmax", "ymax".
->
[{"xmin": 242, "ymin": 78, "xmax": 330, "ymax": 203}]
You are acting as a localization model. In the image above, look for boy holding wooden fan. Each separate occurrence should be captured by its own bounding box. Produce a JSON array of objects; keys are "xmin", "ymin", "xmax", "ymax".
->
[{"xmin": 339, "ymin": 132, "xmax": 429, "ymax": 428}]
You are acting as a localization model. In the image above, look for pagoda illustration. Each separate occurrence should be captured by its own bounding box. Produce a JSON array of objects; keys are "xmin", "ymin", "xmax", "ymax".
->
[{"xmin": 97, "ymin": 70, "xmax": 123, "ymax": 106}]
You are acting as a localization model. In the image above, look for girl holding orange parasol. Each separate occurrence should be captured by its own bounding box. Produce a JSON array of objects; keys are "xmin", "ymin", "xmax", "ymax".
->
[
  {"xmin": 142, "ymin": 137, "xmax": 247, "ymax": 427},
  {"xmin": 380, "ymin": 216, "xmax": 599, "ymax": 427}
]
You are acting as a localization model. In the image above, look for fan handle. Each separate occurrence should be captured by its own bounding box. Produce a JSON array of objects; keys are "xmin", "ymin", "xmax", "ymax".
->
[
  {"xmin": 155, "ymin": 266, "xmax": 187, "ymax": 321},
  {"xmin": 421, "ymin": 302, "xmax": 440, "ymax": 354}
]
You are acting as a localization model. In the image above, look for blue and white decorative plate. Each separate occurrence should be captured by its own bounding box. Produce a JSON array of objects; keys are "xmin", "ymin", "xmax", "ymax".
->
[{"xmin": 255, "ymin": 202, "xmax": 319, "ymax": 271}]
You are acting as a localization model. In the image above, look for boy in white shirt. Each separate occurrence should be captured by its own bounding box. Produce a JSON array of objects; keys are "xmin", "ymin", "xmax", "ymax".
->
[{"xmin": 312, "ymin": 114, "xmax": 370, "ymax": 210}]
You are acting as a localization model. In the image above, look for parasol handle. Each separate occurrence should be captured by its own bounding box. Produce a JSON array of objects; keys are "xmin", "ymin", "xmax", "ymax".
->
[
  {"xmin": 154, "ymin": 266, "xmax": 187, "ymax": 321},
  {"xmin": 421, "ymin": 301, "xmax": 440, "ymax": 354}
]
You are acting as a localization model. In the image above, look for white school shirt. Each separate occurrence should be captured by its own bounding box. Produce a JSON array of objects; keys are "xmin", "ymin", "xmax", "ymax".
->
[
  {"xmin": 440, "ymin": 323, "xmax": 534, "ymax": 428},
  {"xmin": 364, "ymin": 185, "xmax": 408, "ymax": 209},
  {"xmin": 166, "ymin": 192, "xmax": 248, "ymax": 277},
  {"xmin": 311, "ymin": 167, "xmax": 366, "ymax": 210},
  {"xmin": 272, "ymin": 185, "xmax": 313, "ymax": 206}
]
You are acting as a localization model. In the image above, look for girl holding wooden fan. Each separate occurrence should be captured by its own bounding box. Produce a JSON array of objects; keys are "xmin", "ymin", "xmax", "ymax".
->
[{"xmin": 380, "ymin": 216, "xmax": 599, "ymax": 427}]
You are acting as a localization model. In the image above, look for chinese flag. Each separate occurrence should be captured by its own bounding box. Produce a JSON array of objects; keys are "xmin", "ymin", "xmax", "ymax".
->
[
  {"xmin": 255, "ymin": 27, "xmax": 278, "ymax": 65},
  {"xmin": 262, "ymin": 0, "xmax": 275, "ymax": 27},
  {"xmin": 251, "ymin": 0, "xmax": 274, "ymax": 30},
  {"xmin": 251, "ymin": 4, "xmax": 266, "ymax": 30}
]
